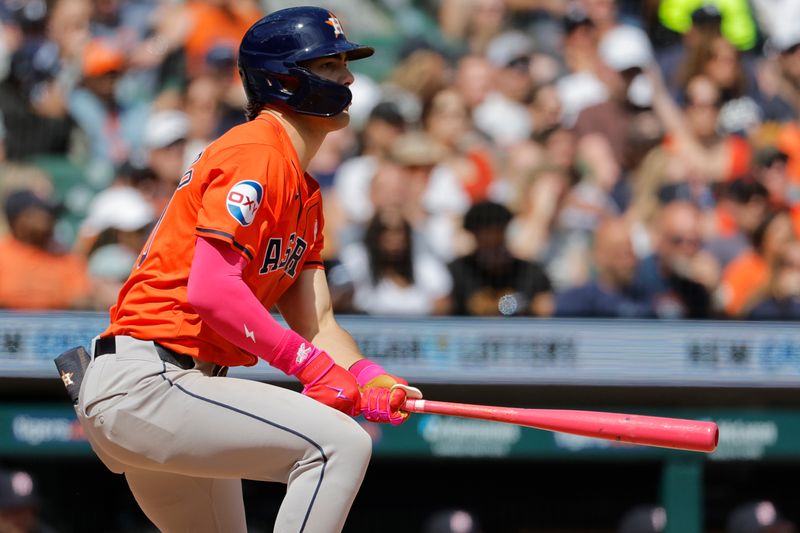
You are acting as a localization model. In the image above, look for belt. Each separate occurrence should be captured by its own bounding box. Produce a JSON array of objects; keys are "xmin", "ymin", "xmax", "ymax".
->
[{"xmin": 94, "ymin": 337, "xmax": 196, "ymax": 371}]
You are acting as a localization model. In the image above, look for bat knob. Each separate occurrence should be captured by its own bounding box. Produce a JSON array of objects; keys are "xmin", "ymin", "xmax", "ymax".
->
[{"xmin": 391, "ymin": 383, "xmax": 423, "ymax": 399}]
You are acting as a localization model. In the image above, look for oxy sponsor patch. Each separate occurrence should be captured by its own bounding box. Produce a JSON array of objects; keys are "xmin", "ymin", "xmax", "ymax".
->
[{"xmin": 226, "ymin": 180, "xmax": 263, "ymax": 226}]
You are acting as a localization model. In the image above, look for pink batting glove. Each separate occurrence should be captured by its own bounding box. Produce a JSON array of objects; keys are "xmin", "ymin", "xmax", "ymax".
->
[
  {"xmin": 360, "ymin": 386, "xmax": 407, "ymax": 425},
  {"xmin": 350, "ymin": 358, "xmax": 412, "ymax": 425}
]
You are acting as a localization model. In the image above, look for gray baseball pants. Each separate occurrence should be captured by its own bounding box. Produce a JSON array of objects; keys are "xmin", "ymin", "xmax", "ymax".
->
[{"xmin": 77, "ymin": 335, "xmax": 372, "ymax": 533}]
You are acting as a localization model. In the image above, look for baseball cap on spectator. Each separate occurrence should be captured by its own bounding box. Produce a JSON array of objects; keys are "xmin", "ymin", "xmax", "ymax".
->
[
  {"xmin": 205, "ymin": 42, "xmax": 237, "ymax": 70},
  {"xmin": 142, "ymin": 110, "xmax": 190, "ymax": 150},
  {"xmin": 3, "ymin": 188, "xmax": 61, "ymax": 224},
  {"xmin": 618, "ymin": 505, "xmax": 667, "ymax": 533},
  {"xmin": 598, "ymin": 25, "xmax": 654, "ymax": 72},
  {"xmin": 486, "ymin": 30, "xmax": 534, "ymax": 69},
  {"xmin": 0, "ymin": 468, "xmax": 39, "ymax": 510},
  {"xmin": 389, "ymin": 131, "xmax": 446, "ymax": 167},
  {"xmin": 80, "ymin": 186, "xmax": 155, "ymax": 236},
  {"xmin": 10, "ymin": 38, "xmax": 60, "ymax": 100},
  {"xmin": 82, "ymin": 38, "xmax": 125, "ymax": 78},
  {"xmin": 726, "ymin": 501, "xmax": 795, "ymax": 533}
]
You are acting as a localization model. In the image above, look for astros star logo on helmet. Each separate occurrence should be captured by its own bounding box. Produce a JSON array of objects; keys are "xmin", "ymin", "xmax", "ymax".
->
[{"xmin": 325, "ymin": 14, "xmax": 343, "ymax": 37}]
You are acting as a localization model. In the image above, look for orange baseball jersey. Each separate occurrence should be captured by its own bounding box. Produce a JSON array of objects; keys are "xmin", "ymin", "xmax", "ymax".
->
[{"xmin": 104, "ymin": 113, "xmax": 325, "ymax": 366}]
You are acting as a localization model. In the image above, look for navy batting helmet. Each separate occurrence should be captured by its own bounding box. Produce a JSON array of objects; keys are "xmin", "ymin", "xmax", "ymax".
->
[{"xmin": 238, "ymin": 6, "xmax": 374, "ymax": 117}]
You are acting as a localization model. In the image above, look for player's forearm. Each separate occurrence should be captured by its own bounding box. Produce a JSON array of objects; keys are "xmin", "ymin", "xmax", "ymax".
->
[
  {"xmin": 187, "ymin": 237, "xmax": 328, "ymax": 374},
  {"xmin": 307, "ymin": 319, "xmax": 364, "ymax": 370}
]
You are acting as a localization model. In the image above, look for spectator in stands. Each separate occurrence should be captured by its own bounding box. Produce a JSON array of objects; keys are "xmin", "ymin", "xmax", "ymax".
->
[
  {"xmin": 452, "ymin": 54, "xmax": 494, "ymax": 117},
  {"xmin": 750, "ymin": 144, "xmax": 794, "ymax": 209},
  {"xmin": 137, "ymin": 109, "xmax": 190, "ymax": 212},
  {"xmin": 424, "ymin": 88, "xmax": 496, "ymax": 206},
  {"xmin": 68, "ymin": 37, "xmax": 150, "ymax": 185},
  {"xmin": 336, "ymin": 208, "xmax": 452, "ymax": 316},
  {"xmin": 0, "ymin": 189, "xmax": 92, "ymax": 309},
  {"xmin": 473, "ymin": 30, "xmax": 534, "ymax": 147},
  {"xmin": 648, "ymin": 62, "xmax": 751, "ymax": 185},
  {"xmin": 759, "ymin": 29, "xmax": 800, "ymax": 122},
  {"xmin": 381, "ymin": 41, "xmax": 451, "ymax": 124},
  {"xmin": 438, "ymin": 0, "xmax": 507, "ymax": 56},
  {"xmin": 719, "ymin": 208, "xmax": 796, "ymax": 318},
  {"xmin": 555, "ymin": 216, "xmax": 653, "ymax": 317},
  {"xmin": 448, "ymin": 200, "xmax": 552, "ymax": 317},
  {"xmin": 507, "ymin": 163, "xmax": 570, "ymax": 265},
  {"xmin": 0, "ymin": 39, "xmax": 77, "ymax": 161},
  {"xmin": 129, "ymin": 0, "xmax": 260, "ymax": 80},
  {"xmin": 75, "ymin": 185, "xmax": 154, "ymax": 309},
  {"xmin": 182, "ymin": 74, "xmax": 230, "ymax": 164},
  {"xmin": 660, "ymin": 5, "xmax": 761, "ymax": 107},
  {"xmin": 656, "ymin": 3, "xmax": 724, "ymax": 101},
  {"xmin": 707, "ymin": 177, "xmax": 771, "ymax": 269},
  {"xmin": 579, "ymin": 0, "xmax": 620, "ymax": 39},
  {"xmin": 746, "ymin": 240, "xmax": 800, "ymax": 320},
  {"xmin": 726, "ymin": 500, "xmax": 797, "ymax": 533},
  {"xmin": 528, "ymin": 82, "xmax": 563, "ymax": 142},
  {"xmin": 555, "ymin": 4, "xmax": 608, "ymax": 128},
  {"xmin": 46, "ymin": 0, "xmax": 92, "ymax": 67},
  {"xmin": 0, "ymin": 467, "xmax": 56, "ymax": 533},
  {"xmin": 657, "ymin": 0, "xmax": 759, "ymax": 52},
  {"xmin": 574, "ymin": 24, "xmax": 655, "ymax": 174},
  {"xmin": 631, "ymin": 200, "xmax": 720, "ymax": 318},
  {"xmin": 387, "ymin": 129, "xmax": 471, "ymax": 262},
  {"xmin": 332, "ymin": 101, "xmax": 408, "ymax": 228}
]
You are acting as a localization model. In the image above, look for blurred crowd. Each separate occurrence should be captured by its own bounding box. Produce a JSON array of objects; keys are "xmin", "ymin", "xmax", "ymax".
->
[{"xmin": 3, "ymin": 0, "xmax": 800, "ymax": 320}]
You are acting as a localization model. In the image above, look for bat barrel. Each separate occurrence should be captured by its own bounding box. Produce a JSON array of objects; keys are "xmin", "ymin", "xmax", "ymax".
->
[{"xmin": 403, "ymin": 399, "xmax": 719, "ymax": 453}]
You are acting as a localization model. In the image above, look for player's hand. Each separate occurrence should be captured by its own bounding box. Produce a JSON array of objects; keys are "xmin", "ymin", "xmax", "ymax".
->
[
  {"xmin": 360, "ymin": 374, "xmax": 410, "ymax": 425},
  {"xmin": 350, "ymin": 359, "xmax": 412, "ymax": 425},
  {"xmin": 296, "ymin": 352, "xmax": 361, "ymax": 416}
]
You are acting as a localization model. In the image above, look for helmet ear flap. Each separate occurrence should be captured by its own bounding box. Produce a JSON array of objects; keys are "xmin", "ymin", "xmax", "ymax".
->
[
  {"xmin": 240, "ymin": 68, "xmax": 293, "ymax": 103},
  {"xmin": 284, "ymin": 67, "xmax": 352, "ymax": 117}
]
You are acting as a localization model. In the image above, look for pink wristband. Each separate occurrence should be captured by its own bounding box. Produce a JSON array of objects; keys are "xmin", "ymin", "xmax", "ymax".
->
[
  {"xmin": 349, "ymin": 358, "xmax": 387, "ymax": 387},
  {"xmin": 269, "ymin": 329, "xmax": 326, "ymax": 376}
]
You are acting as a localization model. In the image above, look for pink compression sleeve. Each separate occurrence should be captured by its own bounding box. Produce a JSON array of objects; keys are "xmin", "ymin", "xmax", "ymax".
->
[{"xmin": 187, "ymin": 237, "xmax": 323, "ymax": 375}]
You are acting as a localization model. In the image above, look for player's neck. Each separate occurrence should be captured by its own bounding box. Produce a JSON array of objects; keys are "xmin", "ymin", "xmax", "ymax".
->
[{"xmin": 261, "ymin": 109, "xmax": 328, "ymax": 170}]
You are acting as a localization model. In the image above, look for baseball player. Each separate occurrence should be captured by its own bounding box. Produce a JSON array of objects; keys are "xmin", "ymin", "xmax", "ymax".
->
[{"xmin": 76, "ymin": 7, "xmax": 414, "ymax": 533}]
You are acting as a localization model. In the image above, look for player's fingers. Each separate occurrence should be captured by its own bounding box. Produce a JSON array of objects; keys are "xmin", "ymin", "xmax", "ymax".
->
[{"xmin": 388, "ymin": 386, "xmax": 406, "ymax": 411}]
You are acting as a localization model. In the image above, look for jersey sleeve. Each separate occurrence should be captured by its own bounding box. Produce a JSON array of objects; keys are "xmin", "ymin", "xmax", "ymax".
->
[{"xmin": 195, "ymin": 145, "xmax": 286, "ymax": 262}]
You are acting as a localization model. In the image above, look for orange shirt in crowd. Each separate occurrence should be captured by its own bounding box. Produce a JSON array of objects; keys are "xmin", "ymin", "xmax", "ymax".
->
[
  {"xmin": 184, "ymin": 1, "xmax": 262, "ymax": 77},
  {"xmin": 0, "ymin": 238, "xmax": 92, "ymax": 309},
  {"xmin": 105, "ymin": 114, "xmax": 326, "ymax": 367},
  {"xmin": 719, "ymin": 250, "xmax": 767, "ymax": 316}
]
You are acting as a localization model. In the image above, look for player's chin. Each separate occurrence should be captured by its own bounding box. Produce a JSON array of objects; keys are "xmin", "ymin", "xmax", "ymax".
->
[{"xmin": 329, "ymin": 109, "xmax": 351, "ymax": 129}]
